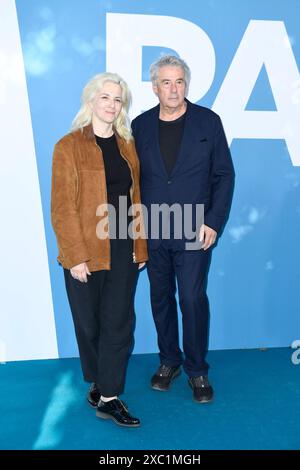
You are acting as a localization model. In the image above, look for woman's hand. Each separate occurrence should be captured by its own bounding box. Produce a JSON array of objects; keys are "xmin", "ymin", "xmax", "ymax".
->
[
  {"xmin": 132, "ymin": 252, "xmax": 146, "ymax": 270},
  {"xmin": 70, "ymin": 262, "xmax": 91, "ymax": 283}
]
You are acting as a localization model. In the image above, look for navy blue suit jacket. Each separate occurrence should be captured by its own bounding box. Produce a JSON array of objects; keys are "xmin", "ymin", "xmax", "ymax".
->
[{"xmin": 132, "ymin": 99, "xmax": 235, "ymax": 250}]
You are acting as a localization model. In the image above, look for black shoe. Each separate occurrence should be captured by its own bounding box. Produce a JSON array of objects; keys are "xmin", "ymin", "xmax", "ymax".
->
[
  {"xmin": 96, "ymin": 398, "xmax": 140, "ymax": 427},
  {"xmin": 87, "ymin": 383, "xmax": 101, "ymax": 408},
  {"xmin": 151, "ymin": 364, "xmax": 181, "ymax": 391},
  {"xmin": 188, "ymin": 376, "xmax": 214, "ymax": 403}
]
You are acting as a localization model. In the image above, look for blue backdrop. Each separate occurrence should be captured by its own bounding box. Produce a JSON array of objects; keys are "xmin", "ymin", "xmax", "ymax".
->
[{"xmin": 13, "ymin": 0, "xmax": 300, "ymax": 358}]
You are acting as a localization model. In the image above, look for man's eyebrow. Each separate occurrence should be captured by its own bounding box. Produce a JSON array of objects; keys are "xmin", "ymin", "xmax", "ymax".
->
[{"xmin": 160, "ymin": 78, "xmax": 184, "ymax": 81}]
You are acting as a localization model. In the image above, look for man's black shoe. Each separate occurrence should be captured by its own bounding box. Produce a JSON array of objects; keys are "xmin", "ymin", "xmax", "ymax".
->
[
  {"xmin": 87, "ymin": 382, "xmax": 101, "ymax": 408},
  {"xmin": 188, "ymin": 376, "xmax": 214, "ymax": 403},
  {"xmin": 96, "ymin": 398, "xmax": 140, "ymax": 427},
  {"xmin": 151, "ymin": 365, "xmax": 181, "ymax": 391}
]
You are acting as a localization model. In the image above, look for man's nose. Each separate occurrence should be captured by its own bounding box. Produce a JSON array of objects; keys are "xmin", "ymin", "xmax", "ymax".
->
[{"xmin": 170, "ymin": 83, "xmax": 178, "ymax": 93}]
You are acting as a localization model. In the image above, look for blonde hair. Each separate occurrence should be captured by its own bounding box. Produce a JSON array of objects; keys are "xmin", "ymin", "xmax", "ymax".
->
[{"xmin": 71, "ymin": 72, "xmax": 133, "ymax": 141}]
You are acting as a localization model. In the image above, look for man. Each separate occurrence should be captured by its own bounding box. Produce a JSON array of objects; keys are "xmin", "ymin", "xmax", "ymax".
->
[{"xmin": 132, "ymin": 55, "xmax": 234, "ymax": 403}]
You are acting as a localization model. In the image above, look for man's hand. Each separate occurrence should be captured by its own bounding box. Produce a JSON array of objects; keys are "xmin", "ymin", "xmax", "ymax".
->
[
  {"xmin": 70, "ymin": 262, "xmax": 91, "ymax": 283},
  {"xmin": 199, "ymin": 224, "xmax": 217, "ymax": 251}
]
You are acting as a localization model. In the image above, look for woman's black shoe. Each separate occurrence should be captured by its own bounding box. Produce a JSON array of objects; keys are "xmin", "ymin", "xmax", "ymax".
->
[
  {"xmin": 96, "ymin": 398, "xmax": 140, "ymax": 427},
  {"xmin": 87, "ymin": 383, "xmax": 101, "ymax": 408}
]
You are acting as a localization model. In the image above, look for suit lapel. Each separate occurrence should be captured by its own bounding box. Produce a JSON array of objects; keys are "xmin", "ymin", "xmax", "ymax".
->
[
  {"xmin": 170, "ymin": 99, "xmax": 205, "ymax": 177},
  {"xmin": 143, "ymin": 100, "xmax": 208, "ymax": 178},
  {"xmin": 148, "ymin": 105, "xmax": 169, "ymax": 178}
]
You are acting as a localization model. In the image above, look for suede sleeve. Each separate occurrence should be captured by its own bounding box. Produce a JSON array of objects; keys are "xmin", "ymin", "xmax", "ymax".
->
[{"xmin": 51, "ymin": 136, "xmax": 91, "ymax": 269}]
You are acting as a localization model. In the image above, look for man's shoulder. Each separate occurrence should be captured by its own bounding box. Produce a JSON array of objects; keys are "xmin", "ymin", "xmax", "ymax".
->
[
  {"xmin": 187, "ymin": 100, "xmax": 220, "ymax": 121},
  {"xmin": 132, "ymin": 104, "xmax": 159, "ymax": 126},
  {"xmin": 132, "ymin": 101, "xmax": 221, "ymax": 132}
]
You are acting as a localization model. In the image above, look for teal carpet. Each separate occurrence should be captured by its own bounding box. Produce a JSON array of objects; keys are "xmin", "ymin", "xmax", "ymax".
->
[{"xmin": 0, "ymin": 348, "xmax": 299, "ymax": 450}]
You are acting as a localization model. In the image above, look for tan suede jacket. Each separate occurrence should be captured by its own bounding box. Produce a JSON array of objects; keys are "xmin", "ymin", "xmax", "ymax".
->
[{"xmin": 51, "ymin": 124, "xmax": 148, "ymax": 271}]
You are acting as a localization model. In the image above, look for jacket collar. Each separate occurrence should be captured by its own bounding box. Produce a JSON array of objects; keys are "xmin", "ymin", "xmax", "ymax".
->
[
  {"xmin": 82, "ymin": 123, "xmax": 126, "ymax": 148},
  {"xmin": 151, "ymin": 97, "xmax": 192, "ymax": 120},
  {"xmin": 82, "ymin": 123, "xmax": 95, "ymax": 141},
  {"xmin": 147, "ymin": 98, "xmax": 206, "ymax": 177},
  {"xmin": 81, "ymin": 123, "xmax": 130, "ymax": 160}
]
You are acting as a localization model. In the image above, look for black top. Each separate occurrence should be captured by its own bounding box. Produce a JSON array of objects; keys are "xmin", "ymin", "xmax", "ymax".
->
[
  {"xmin": 95, "ymin": 134, "xmax": 132, "ymax": 238},
  {"xmin": 95, "ymin": 133, "xmax": 132, "ymax": 210},
  {"xmin": 159, "ymin": 111, "xmax": 186, "ymax": 176}
]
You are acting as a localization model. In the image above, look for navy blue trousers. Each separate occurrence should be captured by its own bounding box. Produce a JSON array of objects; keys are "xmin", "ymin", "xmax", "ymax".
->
[{"xmin": 147, "ymin": 242, "xmax": 212, "ymax": 377}]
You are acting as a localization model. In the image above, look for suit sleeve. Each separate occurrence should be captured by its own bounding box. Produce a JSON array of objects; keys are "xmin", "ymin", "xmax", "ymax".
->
[
  {"xmin": 204, "ymin": 115, "xmax": 235, "ymax": 234},
  {"xmin": 51, "ymin": 137, "xmax": 91, "ymax": 268}
]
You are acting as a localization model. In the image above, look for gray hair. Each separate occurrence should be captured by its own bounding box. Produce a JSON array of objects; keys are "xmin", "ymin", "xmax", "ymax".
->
[{"xmin": 150, "ymin": 55, "xmax": 191, "ymax": 91}]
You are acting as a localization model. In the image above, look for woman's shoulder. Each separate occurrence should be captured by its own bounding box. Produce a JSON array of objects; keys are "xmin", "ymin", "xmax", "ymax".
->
[
  {"xmin": 54, "ymin": 131, "xmax": 75, "ymax": 149},
  {"xmin": 55, "ymin": 129, "xmax": 83, "ymax": 148},
  {"xmin": 55, "ymin": 130, "xmax": 90, "ymax": 157}
]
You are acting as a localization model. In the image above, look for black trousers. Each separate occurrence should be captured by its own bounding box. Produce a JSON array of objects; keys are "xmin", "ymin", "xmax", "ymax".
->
[
  {"xmin": 147, "ymin": 242, "xmax": 212, "ymax": 377},
  {"xmin": 64, "ymin": 238, "xmax": 138, "ymax": 397}
]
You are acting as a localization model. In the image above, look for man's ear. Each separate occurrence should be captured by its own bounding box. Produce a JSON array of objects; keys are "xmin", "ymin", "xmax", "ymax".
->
[{"xmin": 152, "ymin": 83, "xmax": 158, "ymax": 96}]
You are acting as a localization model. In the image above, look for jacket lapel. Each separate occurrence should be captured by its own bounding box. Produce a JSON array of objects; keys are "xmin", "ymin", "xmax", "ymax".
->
[
  {"xmin": 146, "ymin": 100, "xmax": 207, "ymax": 178},
  {"xmin": 170, "ymin": 99, "xmax": 206, "ymax": 177},
  {"xmin": 147, "ymin": 105, "xmax": 169, "ymax": 178}
]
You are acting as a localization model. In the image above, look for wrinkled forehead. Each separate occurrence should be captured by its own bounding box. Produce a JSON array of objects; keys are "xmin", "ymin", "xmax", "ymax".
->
[{"xmin": 157, "ymin": 65, "xmax": 185, "ymax": 81}]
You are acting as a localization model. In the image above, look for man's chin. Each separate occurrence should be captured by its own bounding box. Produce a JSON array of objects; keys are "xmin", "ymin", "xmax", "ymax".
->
[{"xmin": 167, "ymin": 100, "xmax": 180, "ymax": 106}]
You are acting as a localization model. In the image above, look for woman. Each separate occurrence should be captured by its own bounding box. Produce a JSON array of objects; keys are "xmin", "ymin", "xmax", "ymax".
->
[{"xmin": 51, "ymin": 73, "xmax": 148, "ymax": 427}]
